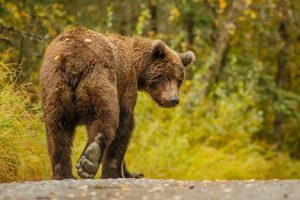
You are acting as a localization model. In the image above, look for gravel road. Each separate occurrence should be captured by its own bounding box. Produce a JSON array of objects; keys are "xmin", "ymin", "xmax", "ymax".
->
[{"xmin": 0, "ymin": 179, "xmax": 299, "ymax": 200}]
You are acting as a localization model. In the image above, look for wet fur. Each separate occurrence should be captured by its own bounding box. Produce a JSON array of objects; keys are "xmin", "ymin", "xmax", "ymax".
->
[{"xmin": 40, "ymin": 27, "xmax": 195, "ymax": 179}]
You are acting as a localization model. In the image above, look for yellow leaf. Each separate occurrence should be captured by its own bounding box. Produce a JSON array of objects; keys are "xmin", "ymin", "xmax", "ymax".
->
[
  {"xmin": 219, "ymin": 0, "xmax": 227, "ymax": 12},
  {"xmin": 251, "ymin": 11, "xmax": 257, "ymax": 19},
  {"xmin": 169, "ymin": 6, "xmax": 181, "ymax": 22},
  {"xmin": 238, "ymin": 16, "xmax": 245, "ymax": 21}
]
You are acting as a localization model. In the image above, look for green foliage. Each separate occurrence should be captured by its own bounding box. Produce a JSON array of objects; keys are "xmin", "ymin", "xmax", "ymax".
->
[{"xmin": 127, "ymin": 76, "xmax": 300, "ymax": 180}]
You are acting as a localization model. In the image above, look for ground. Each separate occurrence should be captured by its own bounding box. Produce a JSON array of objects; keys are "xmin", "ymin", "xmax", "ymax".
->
[{"xmin": 0, "ymin": 179, "xmax": 299, "ymax": 200}]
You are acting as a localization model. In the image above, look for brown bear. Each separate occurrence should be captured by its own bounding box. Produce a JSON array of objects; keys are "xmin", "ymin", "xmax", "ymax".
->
[{"xmin": 40, "ymin": 27, "xmax": 195, "ymax": 180}]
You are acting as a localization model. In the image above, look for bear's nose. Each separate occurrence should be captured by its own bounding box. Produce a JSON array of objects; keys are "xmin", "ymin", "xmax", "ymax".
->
[{"xmin": 169, "ymin": 96, "xmax": 179, "ymax": 105}]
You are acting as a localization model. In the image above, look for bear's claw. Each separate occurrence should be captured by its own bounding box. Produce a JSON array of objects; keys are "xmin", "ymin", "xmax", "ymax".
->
[
  {"xmin": 126, "ymin": 173, "xmax": 144, "ymax": 179},
  {"xmin": 76, "ymin": 142, "xmax": 101, "ymax": 179}
]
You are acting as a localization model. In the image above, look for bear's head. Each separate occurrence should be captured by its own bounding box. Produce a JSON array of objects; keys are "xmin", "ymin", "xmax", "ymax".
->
[{"xmin": 139, "ymin": 40, "xmax": 195, "ymax": 108}]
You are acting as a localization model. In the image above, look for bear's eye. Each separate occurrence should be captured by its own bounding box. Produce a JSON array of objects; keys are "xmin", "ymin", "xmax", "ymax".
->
[
  {"xmin": 155, "ymin": 75, "xmax": 164, "ymax": 81},
  {"xmin": 155, "ymin": 75, "xmax": 168, "ymax": 82}
]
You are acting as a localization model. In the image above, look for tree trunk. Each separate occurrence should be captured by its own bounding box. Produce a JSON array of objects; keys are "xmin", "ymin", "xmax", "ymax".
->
[
  {"xmin": 188, "ymin": 0, "xmax": 250, "ymax": 101},
  {"xmin": 273, "ymin": 1, "xmax": 291, "ymax": 151},
  {"xmin": 185, "ymin": 10, "xmax": 195, "ymax": 49},
  {"xmin": 148, "ymin": 0, "xmax": 157, "ymax": 34},
  {"xmin": 183, "ymin": 2, "xmax": 195, "ymax": 79},
  {"xmin": 204, "ymin": 0, "xmax": 249, "ymax": 95}
]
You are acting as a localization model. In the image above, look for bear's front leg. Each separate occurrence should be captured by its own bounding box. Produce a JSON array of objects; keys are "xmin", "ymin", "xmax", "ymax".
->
[
  {"xmin": 101, "ymin": 103, "xmax": 143, "ymax": 179},
  {"xmin": 123, "ymin": 161, "xmax": 144, "ymax": 179}
]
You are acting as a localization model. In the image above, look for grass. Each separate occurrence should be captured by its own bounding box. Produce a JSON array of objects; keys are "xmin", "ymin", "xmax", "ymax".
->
[
  {"xmin": 0, "ymin": 62, "xmax": 47, "ymax": 182},
  {"xmin": 1, "ymin": 61, "xmax": 300, "ymax": 182},
  {"xmin": 126, "ymin": 92, "xmax": 300, "ymax": 180}
]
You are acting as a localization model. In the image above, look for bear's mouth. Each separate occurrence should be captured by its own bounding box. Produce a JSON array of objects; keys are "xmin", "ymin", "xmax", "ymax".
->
[
  {"xmin": 148, "ymin": 89, "xmax": 179, "ymax": 108},
  {"xmin": 155, "ymin": 98, "xmax": 179, "ymax": 108}
]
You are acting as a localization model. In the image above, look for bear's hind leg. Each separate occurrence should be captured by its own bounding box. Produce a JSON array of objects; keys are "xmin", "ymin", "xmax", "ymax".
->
[
  {"xmin": 46, "ymin": 119, "xmax": 75, "ymax": 180},
  {"xmin": 75, "ymin": 67, "xmax": 119, "ymax": 179},
  {"xmin": 76, "ymin": 118, "xmax": 118, "ymax": 179},
  {"xmin": 76, "ymin": 134, "xmax": 101, "ymax": 179},
  {"xmin": 76, "ymin": 101, "xmax": 119, "ymax": 179}
]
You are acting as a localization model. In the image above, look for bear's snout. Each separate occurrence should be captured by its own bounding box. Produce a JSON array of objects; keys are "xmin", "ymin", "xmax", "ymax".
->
[
  {"xmin": 162, "ymin": 96, "xmax": 179, "ymax": 108},
  {"xmin": 160, "ymin": 92, "xmax": 180, "ymax": 108},
  {"xmin": 169, "ymin": 96, "xmax": 179, "ymax": 106},
  {"xmin": 155, "ymin": 80, "xmax": 180, "ymax": 108}
]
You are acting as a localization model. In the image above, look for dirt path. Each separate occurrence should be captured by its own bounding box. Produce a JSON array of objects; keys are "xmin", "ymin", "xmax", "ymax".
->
[{"xmin": 0, "ymin": 179, "xmax": 299, "ymax": 200}]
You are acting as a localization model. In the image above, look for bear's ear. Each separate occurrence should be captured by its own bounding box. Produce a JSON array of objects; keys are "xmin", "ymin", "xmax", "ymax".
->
[
  {"xmin": 152, "ymin": 40, "xmax": 166, "ymax": 58},
  {"xmin": 180, "ymin": 51, "xmax": 196, "ymax": 67}
]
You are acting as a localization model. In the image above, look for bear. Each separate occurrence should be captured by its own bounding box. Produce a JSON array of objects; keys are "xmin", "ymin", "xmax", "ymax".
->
[{"xmin": 40, "ymin": 27, "xmax": 195, "ymax": 180}]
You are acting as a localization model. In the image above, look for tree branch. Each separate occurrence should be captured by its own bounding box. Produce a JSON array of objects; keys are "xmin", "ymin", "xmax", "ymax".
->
[{"xmin": 0, "ymin": 25, "xmax": 46, "ymax": 42}]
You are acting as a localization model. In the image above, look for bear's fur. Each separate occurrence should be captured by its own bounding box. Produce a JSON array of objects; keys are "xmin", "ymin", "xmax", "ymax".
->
[{"xmin": 40, "ymin": 27, "xmax": 195, "ymax": 180}]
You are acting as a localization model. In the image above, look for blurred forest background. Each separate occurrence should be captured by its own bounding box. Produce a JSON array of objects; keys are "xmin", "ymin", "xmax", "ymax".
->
[{"xmin": 1, "ymin": 0, "xmax": 300, "ymax": 182}]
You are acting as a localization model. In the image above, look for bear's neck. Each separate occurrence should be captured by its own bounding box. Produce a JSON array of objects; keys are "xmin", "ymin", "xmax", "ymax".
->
[{"xmin": 130, "ymin": 37, "xmax": 153, "ymax": 90}]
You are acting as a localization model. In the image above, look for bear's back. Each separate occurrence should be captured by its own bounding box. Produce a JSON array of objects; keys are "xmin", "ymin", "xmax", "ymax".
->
[
  {"xmin": 40, "ymin": 27, "xmax": 118, "ymax": 89},
  {"xmin": 42, "ymin": 27, "xmax": 116, "ymax": 73}
]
